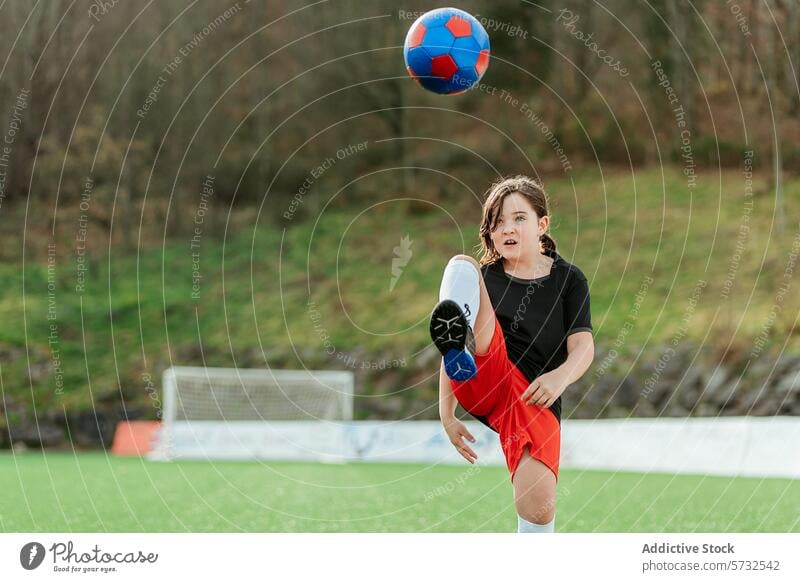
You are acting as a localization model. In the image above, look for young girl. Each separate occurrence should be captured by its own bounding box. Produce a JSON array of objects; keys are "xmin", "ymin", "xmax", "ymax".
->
[{"xmin": 429, "ymin": 175, "xmax": 594, "ymax": 533}]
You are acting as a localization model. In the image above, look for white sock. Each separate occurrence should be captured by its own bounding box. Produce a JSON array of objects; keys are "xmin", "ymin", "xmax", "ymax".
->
[
  {"xmin": 517, "ymin": 514, "xmax": 556, "ymax": 533},
  {"xmin": 438, "ymin": 258, "xmax": 480, "ymax": 330}
]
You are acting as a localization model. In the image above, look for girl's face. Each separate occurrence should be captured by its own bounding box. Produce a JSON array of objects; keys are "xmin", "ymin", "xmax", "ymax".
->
[{"xmin": 490, "ymin": 192, "xmax": 547, "ymax": 262}]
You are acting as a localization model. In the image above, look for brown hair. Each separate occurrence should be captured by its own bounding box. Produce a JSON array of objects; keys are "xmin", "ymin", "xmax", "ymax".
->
[{"xmin": 477, "ymin": 175, "xmax": 556, "ymax": 266}]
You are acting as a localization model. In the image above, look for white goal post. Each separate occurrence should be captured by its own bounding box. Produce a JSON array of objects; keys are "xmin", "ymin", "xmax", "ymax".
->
[{"xmin": 149, "ymin": 367, "xmax": 354, "ymax": 461}]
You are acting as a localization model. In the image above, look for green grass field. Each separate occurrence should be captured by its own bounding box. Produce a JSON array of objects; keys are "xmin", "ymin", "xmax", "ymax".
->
[{"xmin": 1, "ymin": 453, "xmax": 797, "ymax": 532}]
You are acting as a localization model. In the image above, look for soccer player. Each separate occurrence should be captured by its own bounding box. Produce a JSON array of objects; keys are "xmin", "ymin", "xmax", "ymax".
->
[{"xmin": 429, "ymin": 175, "xmax": 594, "ymax": 533}]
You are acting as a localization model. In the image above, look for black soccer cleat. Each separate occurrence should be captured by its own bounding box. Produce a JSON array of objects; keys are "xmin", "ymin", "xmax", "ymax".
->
[{"xmin": 429, "ymin": 299, "xmax": 477, "ymax": 381}]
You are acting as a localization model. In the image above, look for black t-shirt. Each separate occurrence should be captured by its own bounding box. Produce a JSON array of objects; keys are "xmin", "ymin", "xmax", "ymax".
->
[{"xmin": 467, "ymin": 249, "xmax": 592, "ymax": 428}]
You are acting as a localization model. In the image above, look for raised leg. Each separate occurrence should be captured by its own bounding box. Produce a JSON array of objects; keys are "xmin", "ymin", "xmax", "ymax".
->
[{"xmin": 445, "ymin": 255, "xmax": 495, "ymax": 356}]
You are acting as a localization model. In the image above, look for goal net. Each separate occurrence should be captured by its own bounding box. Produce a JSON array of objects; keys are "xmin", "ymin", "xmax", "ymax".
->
[{"xmin": 149, "ymin": 367, "xmax": 354, "ymax": 461}]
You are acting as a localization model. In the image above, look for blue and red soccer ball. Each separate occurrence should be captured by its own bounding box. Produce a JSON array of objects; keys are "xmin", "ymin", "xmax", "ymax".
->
[{"xmin": 403, "ymin": 7, "xmax": 491, "ymax": 95}]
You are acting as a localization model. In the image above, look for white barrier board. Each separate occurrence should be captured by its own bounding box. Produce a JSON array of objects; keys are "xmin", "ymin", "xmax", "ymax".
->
[{"xmin": 150, "ymin": 417, "xmax": 800, "ymax": 478}]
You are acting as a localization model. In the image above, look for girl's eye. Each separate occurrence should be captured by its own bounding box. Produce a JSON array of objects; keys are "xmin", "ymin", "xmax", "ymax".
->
[{"xmin": 492, "ymin": 216, "xmax": 525, "ymax": 230}]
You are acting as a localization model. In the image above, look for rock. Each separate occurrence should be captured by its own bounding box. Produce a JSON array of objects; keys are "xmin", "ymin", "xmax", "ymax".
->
[
  {"xmin": 8, "ymin": 418, "xmax": 65, "ymax": 448},
  {"xmin": 739, "ymin": 385, "xmax": 767, "ymax": 412},
  {"xmin": 115, "ymin": 403, "xmax": 149, "ymax": 421},
  {"xmin": 617, "ymin": 376, "xmax": 640, "ymax": 408},
  {"xmin": 665, "ymin": 400, "xmax": 686, "ymax": 417},
  {"xmin": 775, "ymin": 354, "xmax": 800, "ymax": 375},
  {"xmin": 654, "ymin": 379, "xmax": 676, "ymax": 407},
  {"xmin": 414, "ymin": 344, "xmax": 440, "ymax": 369},
  {"xmin": 407, "ymin": 400, "xmax": 439, "ymax": 420},
  {"xmin": 633, "ymin": 399, "xmax": 658, "ymax": 417},
  {"xmin": 775, "ymin": 371, "xmax": 800, "ymax": 395},
  {"xmin": 713, "ymin": 379, "xmax": 741, "ymax": 410},
  {"xmin": 66, "ymin": 408, "xmax": 118, "ymax": 448},
  {"xmin": 0, "ymin": 343, "xmax": 25, "ymax": 363},
  {"xmin": 753, "ymin": 395, "xmax": 784, "ymax": 416},
  {"xmin": 694, "ymin": 402, "xmax": 718, "ymax": 416},
  {"xmin": 27, "ymin": 361, "xmax": 53, "ymax": 384},
  {"xmin": 704, "ymin": 367, "xmax": 732, "ymax": 402},
  {"xmin": 748, "ymin": 355, "xmax": 775, "ymax": 379},
  {"xmin": 360, "ymin": 396, "xmax": 405, "ymax": 418}
]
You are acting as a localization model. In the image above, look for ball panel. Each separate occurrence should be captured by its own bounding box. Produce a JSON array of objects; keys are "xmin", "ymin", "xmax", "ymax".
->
[
  {"xmin": 405, "ymin": 46, "xmax": 433, "ymax": 77},
  {"xmin": 415, "ymin": 75, "xmax": 454, "ymax": 95},
  {"xmin": 472, "ymin": 23, "xmax": 491, "ymax": 51},
  {"xmin": 406, "ymin": 67, "xmax": 421, "ymax": 86},
  {"xmin": 452, "ymin": 66, "xmax": 478, "ymax": 92},
  {"xmin": 421, "ymin": 25, "xmax": 456, "ymax": 58},
  {"xmin": 475, "ymin": 49, "xmax": 490, "ymax": 77},
  {"xmin": 445, "ymin": 15, "xmax": 472, "ymax": 38},
  {"xmin": 430, "ymin": 54, "xmax": 458, "ymax": 80},
  {"xmin": 451, "ymin": 36, "xmax": 481, "ymax": 69},
  {"xmin": 406, "ymin": 22, "xmax": 426, "ymax": 49}
]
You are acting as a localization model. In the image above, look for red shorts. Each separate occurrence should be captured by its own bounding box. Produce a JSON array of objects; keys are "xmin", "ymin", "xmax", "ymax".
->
[{"xmin": 450, "ymin": 317, "xmax": 560, "ymax": 482}]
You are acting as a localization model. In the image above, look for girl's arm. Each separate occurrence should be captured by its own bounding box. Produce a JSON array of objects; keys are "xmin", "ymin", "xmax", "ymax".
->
[
  {"xmin": 521, "ymin": 331, "xmax": 594, "ymax": 407},
  {"xmin": 438, "ymin": 361, "xmax": 458, "ymax": 420},
  {"xmin": 438, "ymin": 361, "xmax": 478, "ymax": 463},
  {"xmin": 558, "ymin": 331, "xmax": 594, "ymax": 384}
]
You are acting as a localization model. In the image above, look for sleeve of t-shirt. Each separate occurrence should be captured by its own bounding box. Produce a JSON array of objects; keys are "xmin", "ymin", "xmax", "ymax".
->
[{"xmin": 564, "ymin": 269, "xmax": 592, "ymax": 335}]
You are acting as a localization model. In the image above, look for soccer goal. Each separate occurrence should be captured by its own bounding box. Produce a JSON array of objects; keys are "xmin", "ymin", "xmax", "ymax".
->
[{"xmin": 149, "ymin": 367, "xmax": 354, "ymax": 461}]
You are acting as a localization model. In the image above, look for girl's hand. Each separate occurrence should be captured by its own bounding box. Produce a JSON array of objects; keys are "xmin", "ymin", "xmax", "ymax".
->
[
  {"xmin": 521, "ymin": 369, "xmax": 569, "ymax": 408},
  {"xmin": 442, "ymin": 416, "xmax": 478, "ymax": 464}
]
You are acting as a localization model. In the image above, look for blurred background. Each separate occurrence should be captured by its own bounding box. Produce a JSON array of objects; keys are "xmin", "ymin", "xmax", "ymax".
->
[{"xmin": 0, "ymin": 0, "xmax": 798, "ymax": 452}]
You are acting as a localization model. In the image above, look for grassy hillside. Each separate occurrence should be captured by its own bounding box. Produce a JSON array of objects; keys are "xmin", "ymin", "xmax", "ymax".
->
[{"xmin": 1, "ymin": 166, "xmax": 798, "ymax": 420}]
